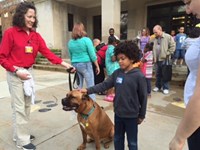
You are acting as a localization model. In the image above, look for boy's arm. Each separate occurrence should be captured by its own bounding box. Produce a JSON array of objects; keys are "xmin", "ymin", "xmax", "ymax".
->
[
  {"xmin": 87, "ymin": 74, "xmax": 114, "ymax": 94},
  {"xmin": 137, "ymin": 75, "xmax": 148, "ymax": 119}
]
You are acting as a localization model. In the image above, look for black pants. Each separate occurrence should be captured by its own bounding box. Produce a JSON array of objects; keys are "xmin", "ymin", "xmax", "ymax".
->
[
  {"xmin": 187, "ymin": 127, "xmax": 200, "ymax": 150},
  {"xmin": 92, "ymin": 63, "xmax": 105, "ymax": 85}
]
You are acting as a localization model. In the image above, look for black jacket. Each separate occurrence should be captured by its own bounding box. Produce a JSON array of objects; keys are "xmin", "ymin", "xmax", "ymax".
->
[{"xmin": 87, "ymin": 68, "xmax": 147, "ymax": 119}]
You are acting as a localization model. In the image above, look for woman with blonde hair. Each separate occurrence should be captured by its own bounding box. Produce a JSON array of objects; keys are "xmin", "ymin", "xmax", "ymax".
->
[
  {"xmin": 138, "ymin": 27, "xmax": 150, "ymax": 54},
  {"xmin": 67, "ymin": 22, "xmax": 100, "ymax": 100}
]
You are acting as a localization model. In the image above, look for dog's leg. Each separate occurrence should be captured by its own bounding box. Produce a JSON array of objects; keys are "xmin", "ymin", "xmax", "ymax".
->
[
  {"xmin": 77, "ymin": 126, "xmax": 87, "ymax": 150},
  {"xmin": 87, "ymin": 136, "xmax": 94, "ymax": 143},
  {"xmin": 103, "ymin": 138, "xmax": 113, "ymax": 149},
  {"xmin": 103, "ymin": 126, "xmax": 114, "ymax": 149},
  {"xmin": 93, "ymin": 135, "xmax": 101, "ymax": 150}
]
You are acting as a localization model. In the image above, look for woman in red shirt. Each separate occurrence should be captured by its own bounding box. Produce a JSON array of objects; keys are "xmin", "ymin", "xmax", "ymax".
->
[{"xmin": 0, "ymin": 2, "xmax": 74, "ymax": 150}]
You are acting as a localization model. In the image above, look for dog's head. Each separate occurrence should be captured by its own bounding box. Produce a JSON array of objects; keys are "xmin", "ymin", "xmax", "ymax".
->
[{"xmin": 61, "ymin": 90, "xmax": 91, "ymax": 112}]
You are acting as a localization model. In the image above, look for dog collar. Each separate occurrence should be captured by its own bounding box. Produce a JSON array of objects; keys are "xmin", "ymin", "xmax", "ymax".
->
[{"xmin": 81, "ymin": 104, "xmax": 95, "ymax": 120}]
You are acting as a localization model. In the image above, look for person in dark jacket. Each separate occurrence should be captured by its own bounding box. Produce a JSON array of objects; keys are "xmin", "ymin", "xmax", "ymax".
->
[{"xmin": 81, "ymin": 40, "xmax": 147, "ymax": 150}]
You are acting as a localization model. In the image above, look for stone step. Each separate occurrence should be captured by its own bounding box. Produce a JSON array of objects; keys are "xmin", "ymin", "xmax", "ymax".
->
[
  {"xmin": 33, "ymin": 64, "xmax": 66, "ymax": 72},
  {"xmin": 36, "ymin": 58, "xmax": 70, "ymax": 64}
]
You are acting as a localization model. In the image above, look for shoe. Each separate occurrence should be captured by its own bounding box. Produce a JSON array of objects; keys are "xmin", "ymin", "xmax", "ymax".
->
[
  {"xmin": 153, "ymin": 87, "xmax": 159, "ymax": 92},
  {"xmin": 16, "ymin": 143, "xmax": 36, "ymax": 150},
  {"xmin": 163, "ymin": 89, "xmax": 169, "ymax": 94},
  {"xmin": 13, "ymin": 135, "xmax": 35, "ymax": 142}
]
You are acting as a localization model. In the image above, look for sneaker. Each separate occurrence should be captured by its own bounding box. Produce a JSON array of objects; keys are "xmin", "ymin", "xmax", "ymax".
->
[
  {"xmin": 163, "ymin": 89, "xmax": 169, "ymax": 94},
  {"xmin": 16, "ymin": 143, "xmax": 36, "ymax": 150},
  {"xmin": 153, "ymin": 87, "xmax": 159, "ymax": 92},
  {"xmin": 13, "ymin": 135, "xmax": 35, "ymax": 142}
]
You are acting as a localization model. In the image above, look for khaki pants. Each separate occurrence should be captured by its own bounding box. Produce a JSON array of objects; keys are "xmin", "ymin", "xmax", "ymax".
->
[{"xmin": 7, "ymin": 70, "xmax": 33, "ymax": 146}]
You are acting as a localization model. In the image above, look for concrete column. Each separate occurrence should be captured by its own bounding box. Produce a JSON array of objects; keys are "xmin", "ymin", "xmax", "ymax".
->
[
  {"xmin": 127, "ymin": 0, "xmax": 146, "ymax": 40},
  {"xmin": 35, "ymin": 0, "xmax": 69, "ymax": 58},
  {"xmin": 101, "ymin": 0, "xmax": 121, "ymax": 43},
  {"xmin": 35, "ymin": 0, "xmax": 54, "ymax": 48}
]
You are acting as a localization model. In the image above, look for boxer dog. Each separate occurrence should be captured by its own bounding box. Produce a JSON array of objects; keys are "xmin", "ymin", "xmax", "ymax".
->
[{"xmin": 61, "ymin": 90, "xmax": 114, "ymax": 150}]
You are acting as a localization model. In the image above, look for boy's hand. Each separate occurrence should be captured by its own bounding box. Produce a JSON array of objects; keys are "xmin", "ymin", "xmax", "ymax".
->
[
  {"xmin": 79, "ymin": 88, "xmax": 87, "ymax": 93},
  {"xmin": 137, "ymin": 118, "xmax": 144, "ymax": 124}
]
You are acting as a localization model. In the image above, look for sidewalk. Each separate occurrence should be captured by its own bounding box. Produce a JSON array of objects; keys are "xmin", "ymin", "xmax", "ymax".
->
[{"xmin": 0, "ymin": 66, "xmax": 188, "ymax": 150}]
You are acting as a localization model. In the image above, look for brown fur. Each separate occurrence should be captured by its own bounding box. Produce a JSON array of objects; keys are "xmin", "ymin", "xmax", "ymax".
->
[{"xmin": 62, "ymin": 90, "xmax": 114, "ymax": 150}]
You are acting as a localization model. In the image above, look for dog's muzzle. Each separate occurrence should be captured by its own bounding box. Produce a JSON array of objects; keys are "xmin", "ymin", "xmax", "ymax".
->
[{"xmin": 61, "ymin": 98, "xmax": 79, "ymax": 111}]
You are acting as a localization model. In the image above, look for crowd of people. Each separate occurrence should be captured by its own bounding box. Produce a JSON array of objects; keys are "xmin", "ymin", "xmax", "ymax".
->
[{"xmin": 0, "ymin": 0, "xmax": 200, "ymax": 150}]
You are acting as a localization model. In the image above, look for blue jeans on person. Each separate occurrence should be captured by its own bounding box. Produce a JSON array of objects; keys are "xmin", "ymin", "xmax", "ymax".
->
[
  {"xmin": 146, "ymin": 78, "xmax": 151, "ymax": 94},
  {"xmin": 155, "ymin": 61, "xmax": 169, "ymax": 90},
  {"xmin": 114, "ymin": 114, "xmax": 138, "ymax": 150},
  {"xmin": 174, "ymin": 49, "xmax": 185, "ymax": 59},
  {"xmin": 72, "ymin": 62, "xmax": 95, "ymax": 100},
  {"xmin": 187, "ymin": 127, "xmax": 200, "ymax": 150}
]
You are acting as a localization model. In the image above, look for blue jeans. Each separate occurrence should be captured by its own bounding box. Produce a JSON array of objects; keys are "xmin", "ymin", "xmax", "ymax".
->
[
  {"xmin": 174, "ymin": 49, "xmax": 185, "ymax": 59},
  {"xmin": 155, "ymin": 61, "xmax": 169, "ymax": 90},
  {"xmin": 187, "ymin": 127, "xmax": 200, "ymax": 150},
  {"xmin": 114, "ymin": 114, "xmax": 138, "ymax": 150},
  {"xmin": 72, "ymin": 62, "xmax": 95, "ymax": 100}
]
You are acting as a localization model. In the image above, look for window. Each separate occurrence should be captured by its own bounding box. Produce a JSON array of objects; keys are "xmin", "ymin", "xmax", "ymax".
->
[
  {"xmin": 120, "ymin": 11, "xmax": 128, "ymax": 40},
  {"xmin": 68, "ymin": 13, "xmax": 73, "ymax": 32}
]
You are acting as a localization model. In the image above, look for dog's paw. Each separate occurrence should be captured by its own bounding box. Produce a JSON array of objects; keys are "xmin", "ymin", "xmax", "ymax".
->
[
  {"xmin": 77, "ymin": 144, "xmax": 86, "ymax": 150},
  {"xmin": 87, "ymin": 137, "xmax": 94, "ymax": 143},
  {"xmin": 104, "ymin": 143, "xmax": 110, "ymax": 149}
]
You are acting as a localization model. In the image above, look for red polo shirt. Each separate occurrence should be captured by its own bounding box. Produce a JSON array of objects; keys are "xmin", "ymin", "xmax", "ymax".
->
[{"xmin": 0, "ymin": 26, "xmax": 62, "ymax": 72}]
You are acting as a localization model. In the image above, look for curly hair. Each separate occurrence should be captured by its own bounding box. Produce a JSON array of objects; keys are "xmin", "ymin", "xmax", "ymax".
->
[
  {"xmin": 188, "ymin": 27, "xmax": 200, "ymax": 38},
  {"xmin": 114, "ymin": 40, "xmax": 140, "ymax": 63},
  {"xmin": 12, "ymin": 1, "xmax": 38, "ymax": 28}
]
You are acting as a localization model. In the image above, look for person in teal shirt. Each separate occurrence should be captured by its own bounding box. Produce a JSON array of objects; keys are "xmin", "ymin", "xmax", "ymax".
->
[
  {"xmin": 105, "ymin": 36, "xmax": 120, "ymax": 76},
  {"xmin": 104, "ymin": 36, "xmax": 120, "ymax": 101},
  {"xmin": 67, "ymin": 22, "xmax": 100, "ymax": 100}
]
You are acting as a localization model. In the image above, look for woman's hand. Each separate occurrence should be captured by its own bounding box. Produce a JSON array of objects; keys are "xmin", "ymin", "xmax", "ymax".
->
[
  {"xmin": 15, "ymin": 70, "xmax": 31, "ymax": 80},
  {"xmin": 96, "ymin": 65, "xmax": 100, "ymax": 75},
  {"xmin": 169, "ymin": 136, "xmax": 185, "ymax": 150},
  {"xmin": 93, "ymin": 60, "xmax": 100, "ymax": 75},
  {"xmin": 61, "ymin": 61, "xmax": 76, "ymax": 73}
]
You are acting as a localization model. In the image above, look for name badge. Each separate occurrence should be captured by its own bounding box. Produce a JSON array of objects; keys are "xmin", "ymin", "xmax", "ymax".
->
[
  {"xmin": 25, "ymin": 46, "xmax": 33, "ymax": 53},
  {"xmin": 116, "ymin": 77, "xmax": 123, "ymax": 84}
]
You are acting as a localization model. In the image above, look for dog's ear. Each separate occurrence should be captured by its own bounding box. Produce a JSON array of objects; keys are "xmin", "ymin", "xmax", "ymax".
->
[{"xmin": 82, "ymin": 93, "xmax": 90, "ymax": 101}]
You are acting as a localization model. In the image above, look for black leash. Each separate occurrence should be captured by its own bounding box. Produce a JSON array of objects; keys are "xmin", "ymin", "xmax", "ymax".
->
[{"xmin": 67, "ymin": 68, "xmax": 79, "ymax": 91}]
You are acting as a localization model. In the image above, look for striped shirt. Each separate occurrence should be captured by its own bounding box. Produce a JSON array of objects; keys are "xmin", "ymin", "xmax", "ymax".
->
[{"xmin": 143, "ymin": 51, "xmax": 153, "ymax": 78}]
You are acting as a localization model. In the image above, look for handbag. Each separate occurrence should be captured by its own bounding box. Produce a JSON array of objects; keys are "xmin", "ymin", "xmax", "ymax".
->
[{"xmin": 162, "ymin": 56, "xmax": 172, "ymax": 82}]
